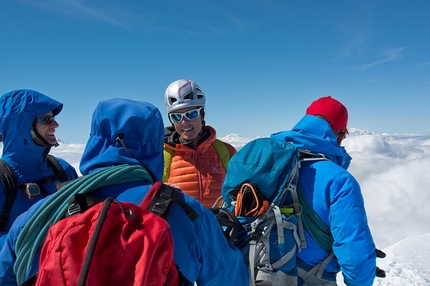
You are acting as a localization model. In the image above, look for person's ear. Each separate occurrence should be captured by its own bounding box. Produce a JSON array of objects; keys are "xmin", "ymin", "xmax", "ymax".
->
[
  {"xmin": 336, "ymin": 130, "xmax": 346, "ymax": 145},
  {"xmin": 200, "ymin": 109, "xmax": 205, "ymax": 126}
]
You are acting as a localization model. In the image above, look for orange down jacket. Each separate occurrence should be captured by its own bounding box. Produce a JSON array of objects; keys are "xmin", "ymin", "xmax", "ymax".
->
[{"xmin": 164, "ymin": 126, "xmax": 236, "ymax": 208}]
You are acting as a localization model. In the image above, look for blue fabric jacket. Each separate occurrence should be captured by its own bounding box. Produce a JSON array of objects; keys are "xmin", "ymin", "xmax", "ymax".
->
[
  {"xmin": 271, "ymin": 115, "xmax": 376, "ymax": 286},
  {"xmin": 0, "ymin": 90, "xmax": 78, "ymax": 248},
  {"xmin": 0, "ymin": 98, "xmax": 249, "ymax": 286}
]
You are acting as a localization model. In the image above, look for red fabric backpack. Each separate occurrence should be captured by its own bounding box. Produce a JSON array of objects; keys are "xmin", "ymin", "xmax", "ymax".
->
[{"xmin": 34, "ymin": 182, "xmax": 184, "ymax": 286}]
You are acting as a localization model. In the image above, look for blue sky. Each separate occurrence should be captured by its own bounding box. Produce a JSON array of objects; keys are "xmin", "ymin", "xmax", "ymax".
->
[{"xmin": 1, "ymin": 0, "xmax": 429, "ymax": 144}]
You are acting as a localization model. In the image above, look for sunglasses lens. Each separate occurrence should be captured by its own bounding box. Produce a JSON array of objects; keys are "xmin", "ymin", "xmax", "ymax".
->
[
  {"xmin": 169, "ymin": 113, "xmax": 182, "ymax": 122},
  {"xmin": 36, "ymin": 116, "xmax": 55, "ymax": 125},
  {"xmin": 185, "ymin": 110, "xmax": 199, "ymax": 120}
]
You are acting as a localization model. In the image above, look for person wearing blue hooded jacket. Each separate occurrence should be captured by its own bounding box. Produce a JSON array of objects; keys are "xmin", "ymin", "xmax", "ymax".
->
[
  {"xmin": 0, "ymin": 90, "xmax": 78, "ymax": 249},
  {"xmin": 0, "ymin": 98, "xmax": 249, "ymax": 286},
  {"xmin": 270, "ymin": 96, "xmax": 377, "ymax": 286}
]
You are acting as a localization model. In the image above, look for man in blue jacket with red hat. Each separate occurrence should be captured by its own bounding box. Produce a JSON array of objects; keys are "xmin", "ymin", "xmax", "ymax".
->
[{"xmin": 271, "ymin": 96, "xmax": 378, "ymax": 286}]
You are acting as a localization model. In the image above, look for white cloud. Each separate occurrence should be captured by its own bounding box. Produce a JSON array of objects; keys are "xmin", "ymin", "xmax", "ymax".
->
[
  {"xmin": 19, "ymin": 0, "xmax": 141, "ymax": 29},
  {"xmin": 342, "ymin": 130, "xmax": 430, "ymax": 248},
  {"xmin": 355, "ymin": 47, "xmax": 405, "ymax": 71}
]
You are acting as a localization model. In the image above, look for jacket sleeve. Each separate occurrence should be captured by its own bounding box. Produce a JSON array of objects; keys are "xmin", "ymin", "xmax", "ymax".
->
[
  {"xmin": 329, "ymin": 173, "xmax": 376, "ymax": 286},
  {"xmin": 169, "ymin": 195, "xmax": 249, "ymax": 286},
  {"xmin": 0, "ymin": 211, "xmax": 25, "ymax": 285},
  {"xmin": 0, "ymin": 199, "xmax": 44, "ymax": 285},
  {"xmin": 195, "ymin": 209, "xmax": 249, "ymax": 285}
]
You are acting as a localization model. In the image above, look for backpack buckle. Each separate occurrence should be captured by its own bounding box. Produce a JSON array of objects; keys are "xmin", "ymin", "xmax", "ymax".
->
[
  {"xmin": 151, "ymin": 202, "xmax": 168, "ymax": 216},
  {"xmin": 68, "ymin": 202, "xmax": 82, "ymax": 216},
  {"xmin": 24, "ymin": 183, "xmax": 40, "ymax": 200}
]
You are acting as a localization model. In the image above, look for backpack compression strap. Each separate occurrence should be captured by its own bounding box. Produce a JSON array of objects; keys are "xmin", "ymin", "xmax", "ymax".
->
[
  {"xmin": 142, "ymin": 182, "xmax": 199, "ymax": 221},
  {"xmin": 162, "ymin": 139, "xmax": 230, "ymax": 182}
]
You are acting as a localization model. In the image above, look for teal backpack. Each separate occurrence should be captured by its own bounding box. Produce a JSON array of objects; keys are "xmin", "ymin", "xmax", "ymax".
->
[{"xmin": 216, "ymin": 138, "xmax": 334, "ymax": 286}]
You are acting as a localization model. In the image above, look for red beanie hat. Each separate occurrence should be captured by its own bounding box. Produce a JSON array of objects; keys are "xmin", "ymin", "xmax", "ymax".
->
[{"xmin": 306, "ymin": 96, "xmax": 348, "ymax": 131}]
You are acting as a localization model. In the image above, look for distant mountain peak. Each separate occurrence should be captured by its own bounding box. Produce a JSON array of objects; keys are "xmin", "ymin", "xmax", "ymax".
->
[{"xmin": 347, "ymin": 128, "xmax": 375, "ymax": 136}]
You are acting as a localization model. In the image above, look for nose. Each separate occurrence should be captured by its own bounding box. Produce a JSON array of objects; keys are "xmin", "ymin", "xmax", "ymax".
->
[
  {"xmin": 50, "ymin": 119, "xmax": 59, "ymax": 128},
  {"xmin": 180, "ymin": 116, "xmax": 190, "ymax": 123}
]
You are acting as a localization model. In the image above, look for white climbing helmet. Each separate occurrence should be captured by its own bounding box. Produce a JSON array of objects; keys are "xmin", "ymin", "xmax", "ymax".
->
[{"xmin": 164, "ymin": 79, "xmax": 206, "ymax": 114}]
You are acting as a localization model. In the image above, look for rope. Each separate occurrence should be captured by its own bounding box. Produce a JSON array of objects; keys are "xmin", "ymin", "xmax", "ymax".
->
[
  {"xmin": 14, "ymin": 164, "xmax": 153, "ymax": 285},
  {"xmin": 297, "ymin": 183, "xmax": 334, "ymax": 253}
]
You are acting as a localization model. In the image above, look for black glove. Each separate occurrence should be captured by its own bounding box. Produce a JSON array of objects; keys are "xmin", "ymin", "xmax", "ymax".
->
[
  {"xmin": 376, "ymin": 248, "xmax": 386, "ymax": 258},
  {"xmin": 375, "ymin": 248, "xmax": 386, "ymax": 278},
  {"xmin": 376, "ymin": 267, "xmax": 386, "ymax": 278}
]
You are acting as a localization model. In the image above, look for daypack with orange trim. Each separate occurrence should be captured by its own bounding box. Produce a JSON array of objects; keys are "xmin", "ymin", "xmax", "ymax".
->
[{"xmin": 214, "ymin": 138, "xmax": 334, "ymax": 286}]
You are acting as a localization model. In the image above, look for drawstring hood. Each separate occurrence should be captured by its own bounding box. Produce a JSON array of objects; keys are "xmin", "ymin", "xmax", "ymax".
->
[
  {"xmin": 79, "ymin": 98, "xmax": 164, "ymax": 182},
  {"xmin": 0, "ymin": 89, "xmax": 63, "ymax": 178}
]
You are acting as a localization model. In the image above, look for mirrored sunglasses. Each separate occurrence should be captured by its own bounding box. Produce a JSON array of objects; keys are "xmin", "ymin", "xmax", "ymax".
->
[
  {"xmin": 169, "ymin": 107, "xmax": 202, "ymax": 123},
  {"xmin": 35, "ymin": 116, "xmax": 56, "ymax": 125}
]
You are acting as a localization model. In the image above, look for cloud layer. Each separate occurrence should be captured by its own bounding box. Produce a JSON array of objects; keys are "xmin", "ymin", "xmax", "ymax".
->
[{"xmin": 2, "ymin": 129, "xmax": 430, "ymax": 284}]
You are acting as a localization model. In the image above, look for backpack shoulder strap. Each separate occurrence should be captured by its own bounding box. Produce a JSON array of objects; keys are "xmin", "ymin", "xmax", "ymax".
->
[
  {"xmin": 0, "ymin": 156, "xmax": 68, "ymax": 232},
  {"xmin": 297, "ymin": 183, "xmax": 334, "ymax": 253},
  {"xmin": 46, "ymin": 155, "xmax": 67, "ymax": 183},
  {"xmin": 296, "ymin": 149, "xmax": 334, "ymax": 253},
  {"xmin": 141, "ymin": 182, "xmax": 198, "ymax": 221},
  {"xmin": 212, "ymin": 139, "xmax": 230, "ymax": 172},
  {"xmin": 0, "ymin": 160, "xmax": 19, "ymax": 231},
  {"xmin": 162, "ymin": 147, "xmax": 175, "ymax": 183}
]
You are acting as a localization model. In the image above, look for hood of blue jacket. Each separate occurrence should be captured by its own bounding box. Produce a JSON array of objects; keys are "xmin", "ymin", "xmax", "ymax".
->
[
  {"xmin": 0, "ymin": 89, "xmax": 63, "ymax": 169},
  {"xmin": 79, "ymin": 98, "xmax": 164, "ymax": 182},
  {"xmin": 271, "ymin": 115, "xmax": 351, "ymax": 169}
]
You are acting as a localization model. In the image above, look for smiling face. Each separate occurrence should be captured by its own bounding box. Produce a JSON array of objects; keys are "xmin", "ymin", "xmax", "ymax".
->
[
  {"xmin": 34, "ymin": 111, "xmax": 59, "ymax": 146},
  {"xmin": 171, "ymin": 107, "xmax": 203, "ymax": 145}
]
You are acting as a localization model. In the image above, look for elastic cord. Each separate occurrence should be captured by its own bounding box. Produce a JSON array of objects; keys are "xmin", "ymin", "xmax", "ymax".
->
[{"xmin": 115, "ymin": 135, "xmax": 157, "ymax": 182}]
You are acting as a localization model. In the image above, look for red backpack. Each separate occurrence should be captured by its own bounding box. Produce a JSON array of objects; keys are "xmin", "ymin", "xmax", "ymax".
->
[{"xmin": 33, "ymin": 182, "xmax": 190, "ymax": 286}]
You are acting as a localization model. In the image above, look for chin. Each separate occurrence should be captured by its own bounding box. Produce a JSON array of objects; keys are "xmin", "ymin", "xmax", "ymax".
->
[
  {"xmin": 183, "ymin": 135, "xmax": 198, "ymax": 141},
  {"xmin": 47, "ymin": 139, "xmax": 58, "ymax": 145}
]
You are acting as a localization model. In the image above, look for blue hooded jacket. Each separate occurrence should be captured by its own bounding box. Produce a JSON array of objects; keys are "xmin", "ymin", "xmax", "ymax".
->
[
  {"xmin": 271, "ymin": 115, "xmax": 376, "ymax": 286},
  {"xmin": 0, "ymin": 98, "xmax": 249, "ymax": 286},
  {"xmin": 0, "ymin": 90, "xmax": 78, "ymax": 247}
]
